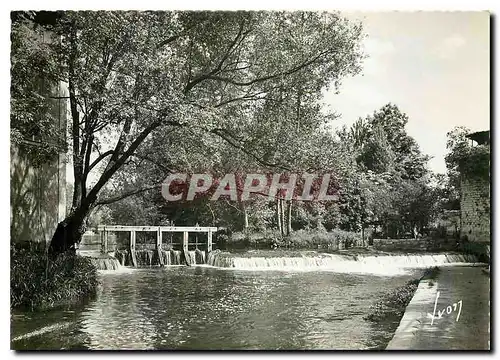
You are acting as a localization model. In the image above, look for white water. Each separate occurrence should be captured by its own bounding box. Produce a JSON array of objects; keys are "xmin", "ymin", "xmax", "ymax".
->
[
  {"xmin": 89, "ymin": 257, "xmax": 122, "ymax": 271},
  {"xmin": 206, "ymin": 252, "xmax": 480, "ymax": 276}
]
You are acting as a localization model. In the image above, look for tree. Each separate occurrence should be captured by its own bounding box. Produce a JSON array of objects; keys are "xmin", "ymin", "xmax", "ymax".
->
[
  {"xmin": 11, "ymin": 11, "xmax": 365, "ymax": 253},
  {"xmin": 336, "ymin": 103, "xmax": 437, "ymax": 238},
  {"xmin": 357, "ymin": 125, "xmax": 395, "ymax": 173},
  {"xmin": 346, "ymin": 103, "xmax": 431, "ymax": 180},
  {"xmin": 444, "ymin": 126, "xmax": 471, "ymax": 189}
]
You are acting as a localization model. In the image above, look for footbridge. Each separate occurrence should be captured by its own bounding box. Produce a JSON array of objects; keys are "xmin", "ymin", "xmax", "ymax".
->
[{"xmin": 81, "ymin": 225, "xmax": 217, "ymax": 267}]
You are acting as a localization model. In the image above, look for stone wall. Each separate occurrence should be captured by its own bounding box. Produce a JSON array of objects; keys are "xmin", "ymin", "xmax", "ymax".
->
[
  {"xmin": 460, "ymin": 176, "xmax": 490, "ymax": 243},
  {"xmin": 373, "ymin": 238, "xmax": 457, "ymax": 252}
]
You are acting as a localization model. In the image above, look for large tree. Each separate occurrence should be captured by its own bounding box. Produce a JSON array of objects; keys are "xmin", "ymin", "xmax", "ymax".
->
[
  {"xmin": 335, "ymin": 103, "xmax": 437, "ymax": 238},
  {"xmin": 11, "ymin": 10, "xmax": 364, "ymax": 253}
]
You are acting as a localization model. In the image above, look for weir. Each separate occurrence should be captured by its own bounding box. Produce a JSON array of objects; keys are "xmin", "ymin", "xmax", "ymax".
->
[
  {"xmin": 206, "ymin": 251, "xmax": 481, "ymax": 275},
  {"xmin": 93, "ymin": 225, "xmax": 217, "ymax": 269}
]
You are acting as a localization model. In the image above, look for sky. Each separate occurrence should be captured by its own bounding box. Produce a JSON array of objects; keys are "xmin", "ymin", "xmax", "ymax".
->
[{"xmin": 324, "ymin": 11, "xmax": 490, "ymax": 174}]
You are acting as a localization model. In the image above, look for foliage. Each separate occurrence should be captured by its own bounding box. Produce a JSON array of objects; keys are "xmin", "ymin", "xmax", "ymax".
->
[
  {"xmin": 357, "ymin": 125, "xmax": 395, "ymax": 173},
  {"xmin": 288, "ymin": 228, "xmax": 361, "ymax": 249},
  {"xmin": 222, "ymin": 228, "xmax": 361, "ymax": 250},
  {"xmin": 445, "ymin": 126, "xmax": 471, "ymax": 188},
  {"xmin": 10, "ymin": 242, "xmax": 98, "ymax": 310},
  {"xmin": 10, "ymin": 12, "xmax": 66, "ymax": 165},
  {"xmin": 340, "ymin": 103, "xmax": 430, "ymax": 181},
  {"xmin": 443, "ymin": 125, "xmax": 491, "ymax": 183},
  {"xmin": 443, "ymin": 126, "xmax": 490, "ymax": 213},
  {"xmin": 458, "ymin": 241, "xmax": 490, "ymax": 263},
  {"xmin": 336, "ymin": 104, "xmax": 440, "ymax": 238},
  {"xmin": 220, "ymin": 229, "xmax": 282, "ymax": 249},
  {"xmin": 11, "ymin": 10, "xmax": 366, "ymax": 250},
  {"xmin": 453, "ymin": 145, "xmax": 490, "ymax": 180}
]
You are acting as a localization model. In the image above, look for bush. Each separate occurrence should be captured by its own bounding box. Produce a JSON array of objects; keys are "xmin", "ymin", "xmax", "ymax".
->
[
  {"xmin": 220, "ymin": 228, "xmax": 361, "ymax": 250},
  {"xmin": 288, "ymin": 229, "xmax": 361, "ymax": 250},
  {"xmin": 223, "ymin": 229, "xmax": 282, "ymax": 249},
  {"xmin": 458, "ymin": 240, "xmax": 490, "ymax": 263},
  {"xmin": 11, "ymin": 242, "xmax": 99, "ymax": 310}
]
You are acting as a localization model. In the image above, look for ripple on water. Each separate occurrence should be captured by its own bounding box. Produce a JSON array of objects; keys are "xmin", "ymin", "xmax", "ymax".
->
[{"xmin": 12, "ymin": 266, "xmax": 417, "ymax": 350}]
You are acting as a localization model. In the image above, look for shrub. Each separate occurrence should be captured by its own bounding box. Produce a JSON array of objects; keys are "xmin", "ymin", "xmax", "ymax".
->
[
  {"xmin": 288, "ymin": 229, "xmax": 361, "ymax": 250},
  {"xmin": 220, "ymin": 228, "xmax": 361, "ymax": 250},
  {"xmin": 223, "ymin": 229, "xmax": 282, "ymax": 249},
  {"xmin": 11, "ymin": 242, "xmax": 99, "ymax": 311},
  {"xmin": 458, "ymin": 240, "xmax": 490, "ymax": 263}
]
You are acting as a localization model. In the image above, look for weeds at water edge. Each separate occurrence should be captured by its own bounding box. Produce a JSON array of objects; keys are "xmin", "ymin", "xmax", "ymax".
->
[
  {"xmin": 11, "ymin": 242, "xmax": 99, "ymax": 311},
  {"xmin": 364, "ymin": 267, "xmax": 440, "ymax": 323}
]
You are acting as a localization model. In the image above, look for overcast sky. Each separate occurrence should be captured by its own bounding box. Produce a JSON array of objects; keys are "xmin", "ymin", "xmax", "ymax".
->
[{"xmin": 325, "ymin": 11, "xmax": 490, "ymax": 174}]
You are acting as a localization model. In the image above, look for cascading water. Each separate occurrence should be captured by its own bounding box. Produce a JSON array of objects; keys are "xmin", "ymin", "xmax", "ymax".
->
[
  {"xmin": 195, "ymin": 249, "xmax": 206, "ymax": 264},
  {"xmin": 111, "ymin": 249, "xmax": 207, "ymax": 267},
  {"xmin": 89, "ymin": 256, "xmax": 122, "ymax": 270},
  {"xmin": 205, "ymin": 250, "xmax": 480, "ymax": 275}
]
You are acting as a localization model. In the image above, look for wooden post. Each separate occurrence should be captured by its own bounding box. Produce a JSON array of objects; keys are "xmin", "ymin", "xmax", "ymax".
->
[
  {"xmin": 182, "ymin": 231, "xmax": 191, "ymax": 266},
  {"xmin": 207, "ymin": 229, "xmax": 213, "ymax": 254},
  {"xmin": 100, "ymin": 229, "xmax": 104, "ymax": 253},
  {"xmin": 102, "ymin": 228, "xmax": 108, "ymax": 254},
  {"xmin": 130, "ymin": 230, "xmax": 138, "ymax": 267},
  {"xmin": 156, "ymin": 227, "xmax": 164, "ymax": 266}
]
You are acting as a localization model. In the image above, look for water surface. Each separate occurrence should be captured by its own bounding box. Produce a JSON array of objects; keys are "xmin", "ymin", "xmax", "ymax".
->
[{"xmin": 12, "ymin": 266, "xmax": 416, "ymax": 350}]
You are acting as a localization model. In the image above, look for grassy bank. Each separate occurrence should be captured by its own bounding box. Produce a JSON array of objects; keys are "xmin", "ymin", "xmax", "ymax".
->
[
  {"xmin": 365, "ymin": 267, "xmax": 440, "ymax": 323},
  {"xmin": 363, "ymin": 267, "xmax": 440, "ymax": 349},
  {"xmin": 11, "ymin": 242, "xmax": 99, "ymax": 311}
]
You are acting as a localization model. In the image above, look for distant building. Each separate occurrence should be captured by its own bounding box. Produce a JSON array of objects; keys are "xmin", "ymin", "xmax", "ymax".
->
[{"xmin": 459, "ymin": 130, "xmax": 490, "ymax": 243}]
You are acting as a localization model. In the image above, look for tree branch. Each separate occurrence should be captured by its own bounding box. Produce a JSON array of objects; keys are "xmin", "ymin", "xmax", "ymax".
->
[
  {"xmin": 96, "ymin": 183, "xmax": 162, "ymax": 206},
  {"xmin": 205, "ymin": 49, "xmax": 331, "ymax": 88},
  {"xmin": 87, "ymin": 150, "xmax": 114, "ymax": 173},
  {"xmin": 184, "ymin": 20, "xmax": 247, "ymax": 94},
  {"xmin": 209, "ymin": 127, "xmax": 292, "ymax": 171}
]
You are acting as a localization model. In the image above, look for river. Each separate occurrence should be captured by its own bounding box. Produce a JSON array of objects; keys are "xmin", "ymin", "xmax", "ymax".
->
[
  {"xmin": 12, "ymin": 266, "xmax": 419, "ymax": 350},
  {"xmin": 11, "ymin": 252, "xmax": 480, "ymax": 350}
]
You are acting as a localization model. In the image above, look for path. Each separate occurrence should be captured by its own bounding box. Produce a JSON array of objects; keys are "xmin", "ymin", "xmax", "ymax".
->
[{"xmin": 387, "ymin": 266, "xmax": 490, "ymax": 350}]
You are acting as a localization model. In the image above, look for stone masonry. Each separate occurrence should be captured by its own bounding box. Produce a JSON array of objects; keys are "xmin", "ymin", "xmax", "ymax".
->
[{"xmin": 460, "ymin": 176, "xmax": 490, "ymax": 243}]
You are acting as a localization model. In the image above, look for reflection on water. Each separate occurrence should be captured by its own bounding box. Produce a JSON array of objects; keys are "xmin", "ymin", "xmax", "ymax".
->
[{"xmin": 12, "ymin": 267, "xmax": 416, "ymax": 350}]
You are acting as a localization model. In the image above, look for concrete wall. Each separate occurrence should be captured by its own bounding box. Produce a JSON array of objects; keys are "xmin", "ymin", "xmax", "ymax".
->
[
  {"xmin": 460, "ymin": 176, "xmax": 490, "ymax": 243},
  {"xmin": 11, "ymin": 145, "xmax": 66, "ymax": 243},
  {"xmin": 10, "ymin": 28, "xmax": 68, "ymax": 244}
]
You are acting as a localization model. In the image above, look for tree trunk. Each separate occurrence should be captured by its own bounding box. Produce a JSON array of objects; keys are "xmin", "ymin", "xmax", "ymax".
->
[
  {"xmin": 361, "ymin": 225, "xmax": 365, "ymax": 247},
  {"xmin": 242, "ymin": 201, "xmax": 249, "ymax": 230},
  {"xmin": 286, "ymin": 200, "xmax": 292, "ymax": 236},
  {"xmin": 48, "ymin": 205, "xmax": 91, "ymax": 256},
  {"xmin": 280, "ymin": 198, "xmax": 286, "ymax": 236},
  {"xmin": 276, "ymin": 197, "xmax": 282, "ymax": 235}
]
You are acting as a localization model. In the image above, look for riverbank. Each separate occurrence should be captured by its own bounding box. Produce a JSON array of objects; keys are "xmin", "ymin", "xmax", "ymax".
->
[
  {"xmin": 386, "ymin": 266, "xmax": 490, "ymax": 350},
  {"xmin": 11, "ymin": 242, "xmax": 99, "ymax": 311}
]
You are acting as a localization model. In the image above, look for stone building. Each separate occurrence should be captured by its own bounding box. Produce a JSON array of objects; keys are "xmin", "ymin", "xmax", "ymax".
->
[{"xmin": 459, "ymin": 130, "xmax": 490, "ymax": 244}]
